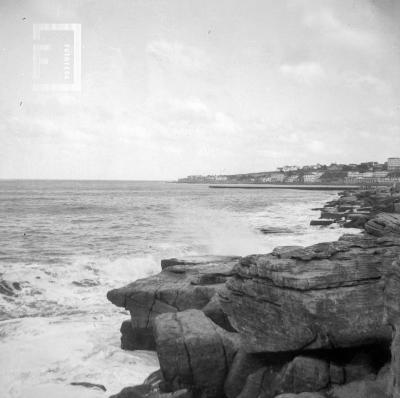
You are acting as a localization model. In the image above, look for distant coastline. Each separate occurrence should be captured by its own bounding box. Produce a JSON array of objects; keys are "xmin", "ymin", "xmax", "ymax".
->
[
  {"xmin": 178, "ymin": 158, "xmax": 400, "ymax": 186},
  {"xmin": 208, "ymin": 183, "xmax": 361, "ymax": 190}
]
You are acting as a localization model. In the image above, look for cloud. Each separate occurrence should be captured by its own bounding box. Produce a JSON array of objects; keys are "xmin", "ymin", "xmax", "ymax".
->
[{"xmin": 280, "ymin": 62, "xmax": 325, "ymax": 83}]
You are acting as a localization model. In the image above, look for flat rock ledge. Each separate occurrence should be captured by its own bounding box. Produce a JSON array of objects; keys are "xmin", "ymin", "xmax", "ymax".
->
[
  {"xmin": 107, "ymin": 190, "xmax": 400, "ymax": 398},
  {"xmin": 221, "ymin": 233, "xmax": 400, "ymax": 352}
]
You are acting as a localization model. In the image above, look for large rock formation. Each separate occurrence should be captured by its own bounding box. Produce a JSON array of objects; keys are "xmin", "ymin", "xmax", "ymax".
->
[
  {"xmin": 220, "ymin": 233, "xmax": 400, "ymax": 352},
  {"xmin": 107, "ymin": 256, "xmax": 239, "ymax": 350}
]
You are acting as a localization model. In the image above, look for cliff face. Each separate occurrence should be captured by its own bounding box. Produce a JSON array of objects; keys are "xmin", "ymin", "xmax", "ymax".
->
[{"xmin": 107, "ymin": 188, "xmax": 400, "ymax": 398}]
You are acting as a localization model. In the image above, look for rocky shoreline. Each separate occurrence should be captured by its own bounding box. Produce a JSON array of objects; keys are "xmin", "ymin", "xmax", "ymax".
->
[{"xmin": 107, "ymin": 187, "xmax": 400, "ymax": 398}]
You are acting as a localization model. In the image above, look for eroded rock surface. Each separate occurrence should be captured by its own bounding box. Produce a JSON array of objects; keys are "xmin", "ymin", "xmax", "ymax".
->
[
  {"xmin": 221, "ymin": 233, "xmax": 399, "ymax": 352},
  {"xmin": 107, "ymin": 256, "xmax": 239, "ymax": 349}
]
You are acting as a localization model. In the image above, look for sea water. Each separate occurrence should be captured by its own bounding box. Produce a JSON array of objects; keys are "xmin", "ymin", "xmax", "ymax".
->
[{"xmin": 0, "ymin": 180, "xmax": 359, "ymax": 397}]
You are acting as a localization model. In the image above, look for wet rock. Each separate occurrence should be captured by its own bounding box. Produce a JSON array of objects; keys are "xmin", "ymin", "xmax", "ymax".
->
[
  {"xmin": 258, "ymin": 227, "xmax": 293, "ymax": 234},
  {"xmin": 107, "ymin": 256, "xmax": 239, "ymax": 350},
  {"xmin": 70, "ymin": 381, "xmax": 106, "ymax": 391},
  {"xmin": 153, "ymin": 309, "xmax": 240, "ymax": 398},
  {"xmin": 120, "ymin": 319, "xmax": 156, "ymax": 350},
  {"xmin": 310, "ymin": 220, "xmax": 334, "ymax": 226}
]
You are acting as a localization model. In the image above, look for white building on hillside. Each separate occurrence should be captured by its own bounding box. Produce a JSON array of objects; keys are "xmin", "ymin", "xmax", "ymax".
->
[
  {"xmin": 388, "ymin": 158, "xmax": 400, "ymax": 171},
  {"xmin": 270, "ymin": 173, "xmax": 286, "ymax": 182},
  {"xmin": 303, "ymin": 172, "xmax": 323, "ymax": 183}
]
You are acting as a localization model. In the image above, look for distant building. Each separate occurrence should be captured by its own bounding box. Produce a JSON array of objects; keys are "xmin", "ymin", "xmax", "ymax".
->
[
  {"xmin": 303, "ymin": 172, "xmax": 323, "ymax": 183},
  {"xmin": 286, "ymin": 175, "xmax": 300, "ymax": 183},
  {"xmin": 347, "ymin": 171, "xmax": 360, "ymax": 178},
  {"xmin": 362, "ymin": 172, "xmax": 374, "ymax": 178},
  {"xmin": 373, "ymin": 171, "xmax": 388, "ymax": 178},
  {"xmin": 270, "ymin": 173, "xmax": 286, "ymax": 182},
  {"xmin": 215, "ymin": 175, "xmax": 228, "ymax": 181},
  {"xmin": 388, "ymin": 158, "xmax": 400, "ymax": 171}
]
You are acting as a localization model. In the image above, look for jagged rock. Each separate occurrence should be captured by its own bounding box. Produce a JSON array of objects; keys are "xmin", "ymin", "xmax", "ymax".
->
[
  {"xmin": 153, "ymin": 309, "xmax": 240, "ymax": 398},
  {"xmin": 221, "ymin": 234, "xmax": 398, "ymax": 352},
  {"xmin": 107, "ymin": 256, "xmax": 239, "ymax": 350},
  {"xmin": 365, "ymin": 213, "xmax": 400, "ymax": 236}
]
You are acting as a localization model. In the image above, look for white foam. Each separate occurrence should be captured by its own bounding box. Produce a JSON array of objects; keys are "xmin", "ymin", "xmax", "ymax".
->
[{"xmin": 0, "ymin": 315, "xmax": 158, "ymax": 398}]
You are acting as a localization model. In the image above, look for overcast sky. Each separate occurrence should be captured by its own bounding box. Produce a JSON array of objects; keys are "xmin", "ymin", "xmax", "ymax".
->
[{"xmin": 0, "ymin": 0, "xmax": 399, "ymax": 180}]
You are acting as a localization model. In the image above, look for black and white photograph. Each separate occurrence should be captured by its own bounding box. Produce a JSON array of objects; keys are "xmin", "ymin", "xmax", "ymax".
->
[{"xmin": 1, "ymin": 1, "xmax": 400, "ymax": 397}]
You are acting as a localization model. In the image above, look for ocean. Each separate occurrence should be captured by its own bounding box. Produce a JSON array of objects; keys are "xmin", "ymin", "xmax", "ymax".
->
[{"xmin": 0, "ymin": 180, "xmax": 358, "ymax": 397}]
